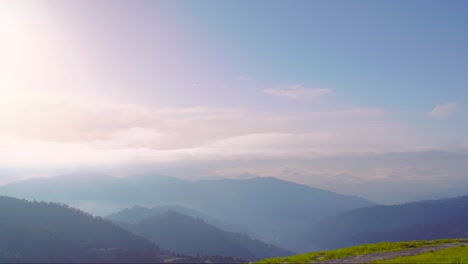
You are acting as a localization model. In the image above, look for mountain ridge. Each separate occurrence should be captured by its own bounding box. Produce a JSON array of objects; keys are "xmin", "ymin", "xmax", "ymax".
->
[
  {"xmin": 0, "ymin": 172, "xmax": 376, "ymax": 252},
  {"xmin": 291, "ymin": 194, "xmax": 468, "ymax": 252},
  {"xmin": 0, "ymin": 196, "xmax": 165, "ymax": 262},
  {"xmin": 112, "ymin": 210, "xmax": 293, "ymax": 260}
]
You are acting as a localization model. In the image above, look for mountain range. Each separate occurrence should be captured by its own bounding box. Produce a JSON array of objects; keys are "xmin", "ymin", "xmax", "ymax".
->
[
  {"xmin": 1, "ymin": 172, "xmax": 467, "ymax": 260},
  {"xmin": 0, "ymin": 172, "xmax": 376, "ymax": 251}
]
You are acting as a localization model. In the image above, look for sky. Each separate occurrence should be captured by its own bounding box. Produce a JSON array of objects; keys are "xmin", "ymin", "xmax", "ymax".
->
[{"xmin": 0, "ymin": 0, "xmax": 467, "ymax": 203}]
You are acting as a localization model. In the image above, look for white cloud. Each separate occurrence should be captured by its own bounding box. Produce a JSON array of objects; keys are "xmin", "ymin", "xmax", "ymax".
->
[
  {"xmin": 429, "ymin": 103, "xmax": 457, "ymax": 118},
  {"xmin": 206, "ymin": 130, "xmax": 418, "ymax": 159},
  {"xmin": 262, "ymin": 85, "xmax": 332, "ymax": 101}
]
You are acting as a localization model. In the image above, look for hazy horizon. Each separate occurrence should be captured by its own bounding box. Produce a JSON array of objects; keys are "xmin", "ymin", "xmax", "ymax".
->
[{"xmin": 1, "ymin": 0, "xmax": 467, "ymax": 204}]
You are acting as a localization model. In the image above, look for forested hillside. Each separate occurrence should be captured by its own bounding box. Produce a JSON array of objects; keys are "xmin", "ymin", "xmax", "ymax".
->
[{"xmin": 113, "ymin": 210, "xmax": 292, "ymax": 260}]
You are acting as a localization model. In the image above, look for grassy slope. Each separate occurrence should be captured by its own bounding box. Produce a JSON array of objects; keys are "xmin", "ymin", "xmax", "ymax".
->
[
  {"xmin": 372, "ymin": 245, "xmax": 468, "ymax": 263},
  {"xmin": 256, "ymin": 239, "xmax": 466, "ymax": 264}
]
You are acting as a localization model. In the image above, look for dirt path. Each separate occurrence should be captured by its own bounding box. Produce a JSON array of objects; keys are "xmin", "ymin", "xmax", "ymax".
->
[{"xmin": 319, "ymin": 242, "xmax": 468, "ymax": 263}]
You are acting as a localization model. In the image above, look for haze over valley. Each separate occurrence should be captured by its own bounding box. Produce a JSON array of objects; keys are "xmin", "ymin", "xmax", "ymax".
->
[{"xmin": 1, "ymin": 0, "xmax": 467, "ymax": 262}]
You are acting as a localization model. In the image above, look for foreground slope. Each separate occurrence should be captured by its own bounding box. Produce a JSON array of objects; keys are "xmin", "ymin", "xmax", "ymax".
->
[
  {"xmin": 257, "ymin": 239, "xmax": 468, "ymax": 264},
  {"xmin": 112, "ymin": 210, "xmax": 292, "ymax": 260},
  {"xmin": 373, "ymin": 245, "xmax": 468, "ymax": 263},
  {"xmin": 292, "ymin": 195, "xmax": 468, "ymax": 252}
]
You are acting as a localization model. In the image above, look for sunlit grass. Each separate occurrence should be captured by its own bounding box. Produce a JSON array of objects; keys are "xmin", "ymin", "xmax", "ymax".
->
[
  {"xmin": 372, "ymin": 245, "xmax": 468, "ymax": 263},
  {"xmin": 256, "ymin": 239, "xmax": 466, "ymax": 264}
]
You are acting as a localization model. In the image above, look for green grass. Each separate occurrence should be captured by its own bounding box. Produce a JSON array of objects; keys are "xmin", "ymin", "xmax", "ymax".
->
[
  {"xmin": 256, "ymin": 239, "xmax": 465, "ymax": 264},
  {"xmin": 372, "ymin": 245, "xmax": 468, "ymax": 263}
]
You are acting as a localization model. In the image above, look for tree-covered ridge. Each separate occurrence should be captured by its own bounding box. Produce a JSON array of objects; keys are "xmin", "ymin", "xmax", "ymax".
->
[
  {"xmin": 0, "ymin": 196, "xmax": 245, "ymax": 263},
  {"xmin": 113, "ymin": 210, "xmax": 292, "ymax": 260},
  {"xmin": 291, "ymin": 195, "xmax": 468, "ymax": 252},
  {"xmin": 0, "ymin": 196, "xmax": 168, "ymax": 262}
]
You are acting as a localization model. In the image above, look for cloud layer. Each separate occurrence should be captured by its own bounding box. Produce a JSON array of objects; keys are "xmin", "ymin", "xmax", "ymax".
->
[{"xmin": 0, "ymin": 94, "xmax": 453, "ymax": 167}]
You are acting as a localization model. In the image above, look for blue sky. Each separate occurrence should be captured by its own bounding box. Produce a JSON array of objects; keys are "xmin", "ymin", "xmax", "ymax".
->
[
  {"xmin": 163, "ymin": 0, "xmax": 468, "ymax": 105},
  {"xmin": 0, "ymin": 0, "xmax": 467, "ymax": 203}
]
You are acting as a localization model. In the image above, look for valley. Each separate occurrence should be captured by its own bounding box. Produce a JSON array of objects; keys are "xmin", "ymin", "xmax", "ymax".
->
[{"xmin": 1, "ymin": 172, "xmax": 467, "ymax": 262}]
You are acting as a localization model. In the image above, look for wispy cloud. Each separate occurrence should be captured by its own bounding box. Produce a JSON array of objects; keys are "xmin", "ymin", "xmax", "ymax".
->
[
  {"xmin": 305, "ymin": 108, "xmax": 386, "ymax": 118},
  {"xmin": 262, "ymin": 85, "xmax": 332, "ymax": 101},
  {"xmin": 191, "ymin": 82, "xmax": 208, "ymax": 88},
  {"xmin": 429, "ymin": 102, "xmax": 457, "ymax": 118}
]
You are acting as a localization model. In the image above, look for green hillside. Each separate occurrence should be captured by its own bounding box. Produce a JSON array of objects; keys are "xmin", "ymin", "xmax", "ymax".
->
[
  {"xmin": 257, "ymin": 239, "xmax": 468, "ymax": 264},
  {"xmin": 373, "ymin": 245, "xmax": 468, "ymax": 263}
]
